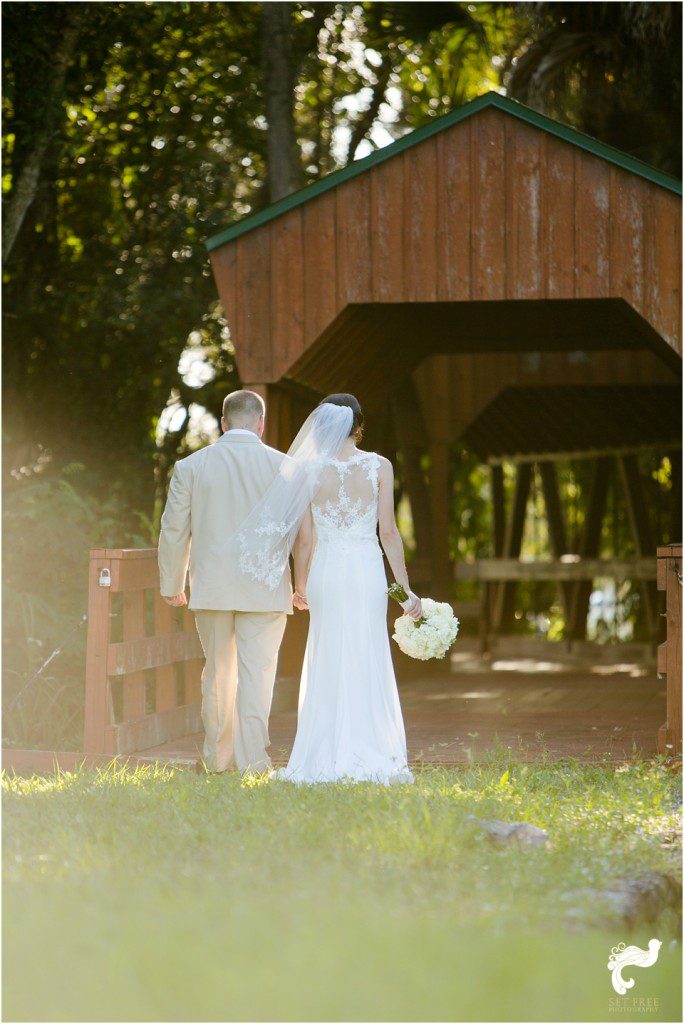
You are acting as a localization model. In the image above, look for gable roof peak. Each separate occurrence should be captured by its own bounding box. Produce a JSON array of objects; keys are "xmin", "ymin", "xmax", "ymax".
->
[{"xmin": 206, "ymin": 89, "xmax": 681, "ymax": 252}]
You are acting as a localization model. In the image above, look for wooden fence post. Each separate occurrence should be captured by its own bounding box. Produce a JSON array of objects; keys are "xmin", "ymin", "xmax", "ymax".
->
[
  {"xmin": 427, "ymin": 356, "xmax": 452, "ymax": 600},
  {"xmin": 539, "ymin": 461, "xmax": 573, "ymax": 620},
  {"xmin": 493, "ymin": 462, "xmax": 532, "ymax": 632},
  {"xmin": 480, "ymin": 464, "xmax": 505, "ymax": 654},
  {"xmin": 618, "ymin": 455, "xmax": 657, "ymax": 640},
  {"xmin": 83, "ymin": 550, "xmax": 113, "ymax": 754},
  {"xmin": 122, "ymin": 590, "xmax": 146, "ymax": 721},
  {"xmin": 391, "ymin": 378, "xmax": 432, "ymax": 564},
  {"xmin": 154, "ymin": 592, "xmax": 178, "ymax": 712},
  {"xmin": 567, "ymin": 456, "xmax": 612, "ymax": 639},
  {"xmin": 657, "ymin": 544, "xmax": 682, "ymax": 757}
]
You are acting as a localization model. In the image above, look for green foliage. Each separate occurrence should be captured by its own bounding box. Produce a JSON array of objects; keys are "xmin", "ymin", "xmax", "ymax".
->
[
  {"xmin": 3, "ymin": 760, "xmax": 681, "ymax": 1021},
  {"xmin": 3, "ymin": 467, "xmax": 152, "ymax": 749},
  {"xmin": 4, "ymin": 2, "xmax": 677, "ymax": 504},
  {"xmin": 393, "ymin": 4, "xmax": 509, "ymax": 127},
  {"xmin": 507, "ymin": 2, "xmax": 682, "ymax": 175},
  {"xmin": 3, "ymin": 3, "xmax": 269, "ymax": 507},
  {"xmin": 450, "ymin": 448, "xmax": 493, "ymax": 562}
]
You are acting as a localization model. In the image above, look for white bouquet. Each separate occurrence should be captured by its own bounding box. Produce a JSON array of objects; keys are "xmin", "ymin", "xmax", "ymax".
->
[{"xmin": 387, "ymin": 584, "xmax": 459, "ymax": 661}]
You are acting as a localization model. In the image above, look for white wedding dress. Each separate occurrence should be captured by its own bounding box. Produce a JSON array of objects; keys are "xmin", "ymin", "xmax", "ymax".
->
[{"xmin": 272, "ymin": 450, "xmax": 413, "ymax": 786}]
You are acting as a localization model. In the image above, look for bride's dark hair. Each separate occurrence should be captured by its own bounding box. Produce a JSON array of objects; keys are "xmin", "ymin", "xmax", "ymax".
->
[{"xmin": 319, "ymin": 393, "xmax": 364, "ymax": 439}]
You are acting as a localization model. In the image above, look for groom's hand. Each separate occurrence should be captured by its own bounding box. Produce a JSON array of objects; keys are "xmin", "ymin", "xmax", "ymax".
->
[{"xmin": 163, "ymin": 592, "xmax": 187, "ymax": 607}]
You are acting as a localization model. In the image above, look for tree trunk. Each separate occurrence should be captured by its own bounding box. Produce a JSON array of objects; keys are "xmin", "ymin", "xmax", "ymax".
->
[
  {"xmin": 261, "ymin": 3, "xmax": 299, "ymax": 202},
  {"xmin": 2, "ymin": 8, "xmax": 83, "ymax": 265},
  {"xmin": 391, "ymin": 380, "xmax": 432, "ymax": 562}
]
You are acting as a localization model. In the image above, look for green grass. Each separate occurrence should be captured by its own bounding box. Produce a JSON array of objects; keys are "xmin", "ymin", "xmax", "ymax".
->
[{"xmin": 3, "ymin": 758, "xmax": 682, "ymax": 1022}]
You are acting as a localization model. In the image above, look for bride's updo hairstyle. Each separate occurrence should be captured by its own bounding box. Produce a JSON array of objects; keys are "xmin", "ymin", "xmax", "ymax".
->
[{"xmin": 320, "ymin": 393, "xmax": 364, "ymax": 440}]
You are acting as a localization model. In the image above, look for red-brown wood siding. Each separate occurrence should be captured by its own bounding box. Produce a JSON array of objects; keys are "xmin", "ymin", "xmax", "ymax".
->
[{"xmin": 210, "ymin": 106, "xmax": 681, "ymax": 398}]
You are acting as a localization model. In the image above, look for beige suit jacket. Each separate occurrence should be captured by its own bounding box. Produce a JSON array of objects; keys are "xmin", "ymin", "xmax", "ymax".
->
[{"xmin": 158, "ymin": 431, "xmax": 293, "ymax": 613}]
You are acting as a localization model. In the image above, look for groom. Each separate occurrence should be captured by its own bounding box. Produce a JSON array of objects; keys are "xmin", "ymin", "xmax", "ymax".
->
[{"xmin": 158, "ymin": 390, "xmax": 292, "ymax": 774}]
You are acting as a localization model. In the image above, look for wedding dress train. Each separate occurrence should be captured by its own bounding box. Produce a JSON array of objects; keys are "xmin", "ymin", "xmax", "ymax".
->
[{"xmin": 272, "ymin": 450, "xmax": 413, "ymax": 785}]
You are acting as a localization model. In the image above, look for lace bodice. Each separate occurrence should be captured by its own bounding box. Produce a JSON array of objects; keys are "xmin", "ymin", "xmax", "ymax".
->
[{"xmin": 311, "ymin": 451, "xmax": 380, "ymax": 542}]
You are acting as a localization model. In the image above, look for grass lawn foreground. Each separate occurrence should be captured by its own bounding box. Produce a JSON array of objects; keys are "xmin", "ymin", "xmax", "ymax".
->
[{"xmin": 2, "ymin": 757, "xmax": 682, "ymax": 1022}]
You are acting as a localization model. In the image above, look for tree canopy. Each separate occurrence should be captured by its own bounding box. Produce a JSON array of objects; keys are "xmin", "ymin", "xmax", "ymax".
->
[{"xmin": 4, "ymin": 1, "xmax": 679, "ymax": 509}]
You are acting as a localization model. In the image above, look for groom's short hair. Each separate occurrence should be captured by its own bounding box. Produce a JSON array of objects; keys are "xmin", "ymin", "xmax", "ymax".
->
[{"xmin": 222, "ymin": 390, "xmax": 265, "ymax": 427}]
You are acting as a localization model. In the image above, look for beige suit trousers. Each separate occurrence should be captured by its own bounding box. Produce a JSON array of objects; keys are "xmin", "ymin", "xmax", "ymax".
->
[{"xmin": 194, "ymin": 610, "xmax": 287, "ymax": 773}]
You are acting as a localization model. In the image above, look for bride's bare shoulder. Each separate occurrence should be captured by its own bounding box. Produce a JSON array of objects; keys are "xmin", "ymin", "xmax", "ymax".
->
[
  {"xmin": 357, "ymin": 449, "xmax": 390, "ymax": 466},
  {"xmin": 373, "ymin": 454, "xmax": 394, "ymax": 478}
]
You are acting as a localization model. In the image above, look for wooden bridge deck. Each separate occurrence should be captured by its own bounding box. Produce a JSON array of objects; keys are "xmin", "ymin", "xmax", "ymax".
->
[{"xmin": 137, "ymin": 650, "xmax": 665, "ymax": 767}]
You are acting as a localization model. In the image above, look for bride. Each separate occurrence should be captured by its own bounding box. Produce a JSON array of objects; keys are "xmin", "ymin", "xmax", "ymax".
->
[{"xmin": 237, "ymin": 393, "xmax": 422, "ymax": 785}]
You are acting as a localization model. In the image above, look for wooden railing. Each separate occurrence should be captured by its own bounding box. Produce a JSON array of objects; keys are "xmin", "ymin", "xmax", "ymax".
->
[
  {"xmin": 455, "ymin": 557, "xmax": 658, "ymax": 582},
  {"xmin": 83, "ymin": 548, "xmax": 204, "ymax": 756},
  {"xmin": 656, "ymin": 544, "xmax": 682, "ymax": 757},
  {"xmin": 455, "ymin": 556, "xmax": 658, "ymax": 653},
  {"xmin": 5, "ymin": 546, "xmax": 676, "ymax": 773},
  {"xmin": 79, "ymin": 549, "xmax": 440, "ymax": 759}
]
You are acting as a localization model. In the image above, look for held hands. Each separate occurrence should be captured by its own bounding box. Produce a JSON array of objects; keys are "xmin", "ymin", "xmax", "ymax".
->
[
  {"xmin": 163, "ymin": 593, "xmax": 187, "ymax": 607},
  {"xmin": 293, "ymin": 589, "xmax": 309, "ymax": 611}
]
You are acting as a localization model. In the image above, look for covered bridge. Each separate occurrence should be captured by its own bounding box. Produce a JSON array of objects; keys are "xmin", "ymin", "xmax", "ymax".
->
[
  {"xmin": 206, "ymin": 91, "xmax": 681, "ymax": 630},
  {"xmin": 6, "ymin": 94, "xmax": 682, "ymax": 775}
]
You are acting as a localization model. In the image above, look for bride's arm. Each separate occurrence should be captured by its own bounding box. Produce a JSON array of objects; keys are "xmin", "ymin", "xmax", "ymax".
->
[
  {"xmin": 292, "ymin": 506, "xmax": 314, "ymax": 608},
  {"xmin": 377, "ymin": 458, "xmax": 422, "ymax": 619}
]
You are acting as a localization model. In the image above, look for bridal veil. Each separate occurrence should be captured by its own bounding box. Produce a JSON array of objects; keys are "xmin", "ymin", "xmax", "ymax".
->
[{"xmin": 232, "ymin": 402, "xmax": 354, "ymax": 591}]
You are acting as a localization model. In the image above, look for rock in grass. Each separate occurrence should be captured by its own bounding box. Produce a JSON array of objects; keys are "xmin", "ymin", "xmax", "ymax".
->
[
  {"xmin": 476, "ymin": 818, "xmax": 549, "ymax": 848},
  {"xmin": 565, "ymin": 870, "xmax": 682, "ymax": 930}
]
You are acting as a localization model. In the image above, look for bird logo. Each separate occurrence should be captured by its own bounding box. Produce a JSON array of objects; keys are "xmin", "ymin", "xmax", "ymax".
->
[{"xmin": 607, "ymin": 939, "xmax": 662, "ymax": 994}]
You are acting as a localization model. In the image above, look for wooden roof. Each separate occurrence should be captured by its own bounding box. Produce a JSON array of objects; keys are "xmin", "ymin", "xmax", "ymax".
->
[
  {"xmin": 208, "ymin": 91, "xmax": 682, "ymax": 411},
  {"xmin": 460, "ymin": 384, "xmax": 682, "ymax": 461},
  {"xmin": 206, "ymin": 92, "xmax": 681, "ymax": 251}
]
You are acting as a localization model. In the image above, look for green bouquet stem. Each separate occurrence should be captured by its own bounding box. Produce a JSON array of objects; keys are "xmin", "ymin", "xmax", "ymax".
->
[{"xmin": 387, "ymin": 583, "xmax": 426, "ymax": 626}]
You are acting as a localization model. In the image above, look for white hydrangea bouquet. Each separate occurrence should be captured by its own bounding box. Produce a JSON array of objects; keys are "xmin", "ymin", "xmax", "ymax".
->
[{"xmin": 387, "ymin": 584, "xmax": 459, "ymax": 661}]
